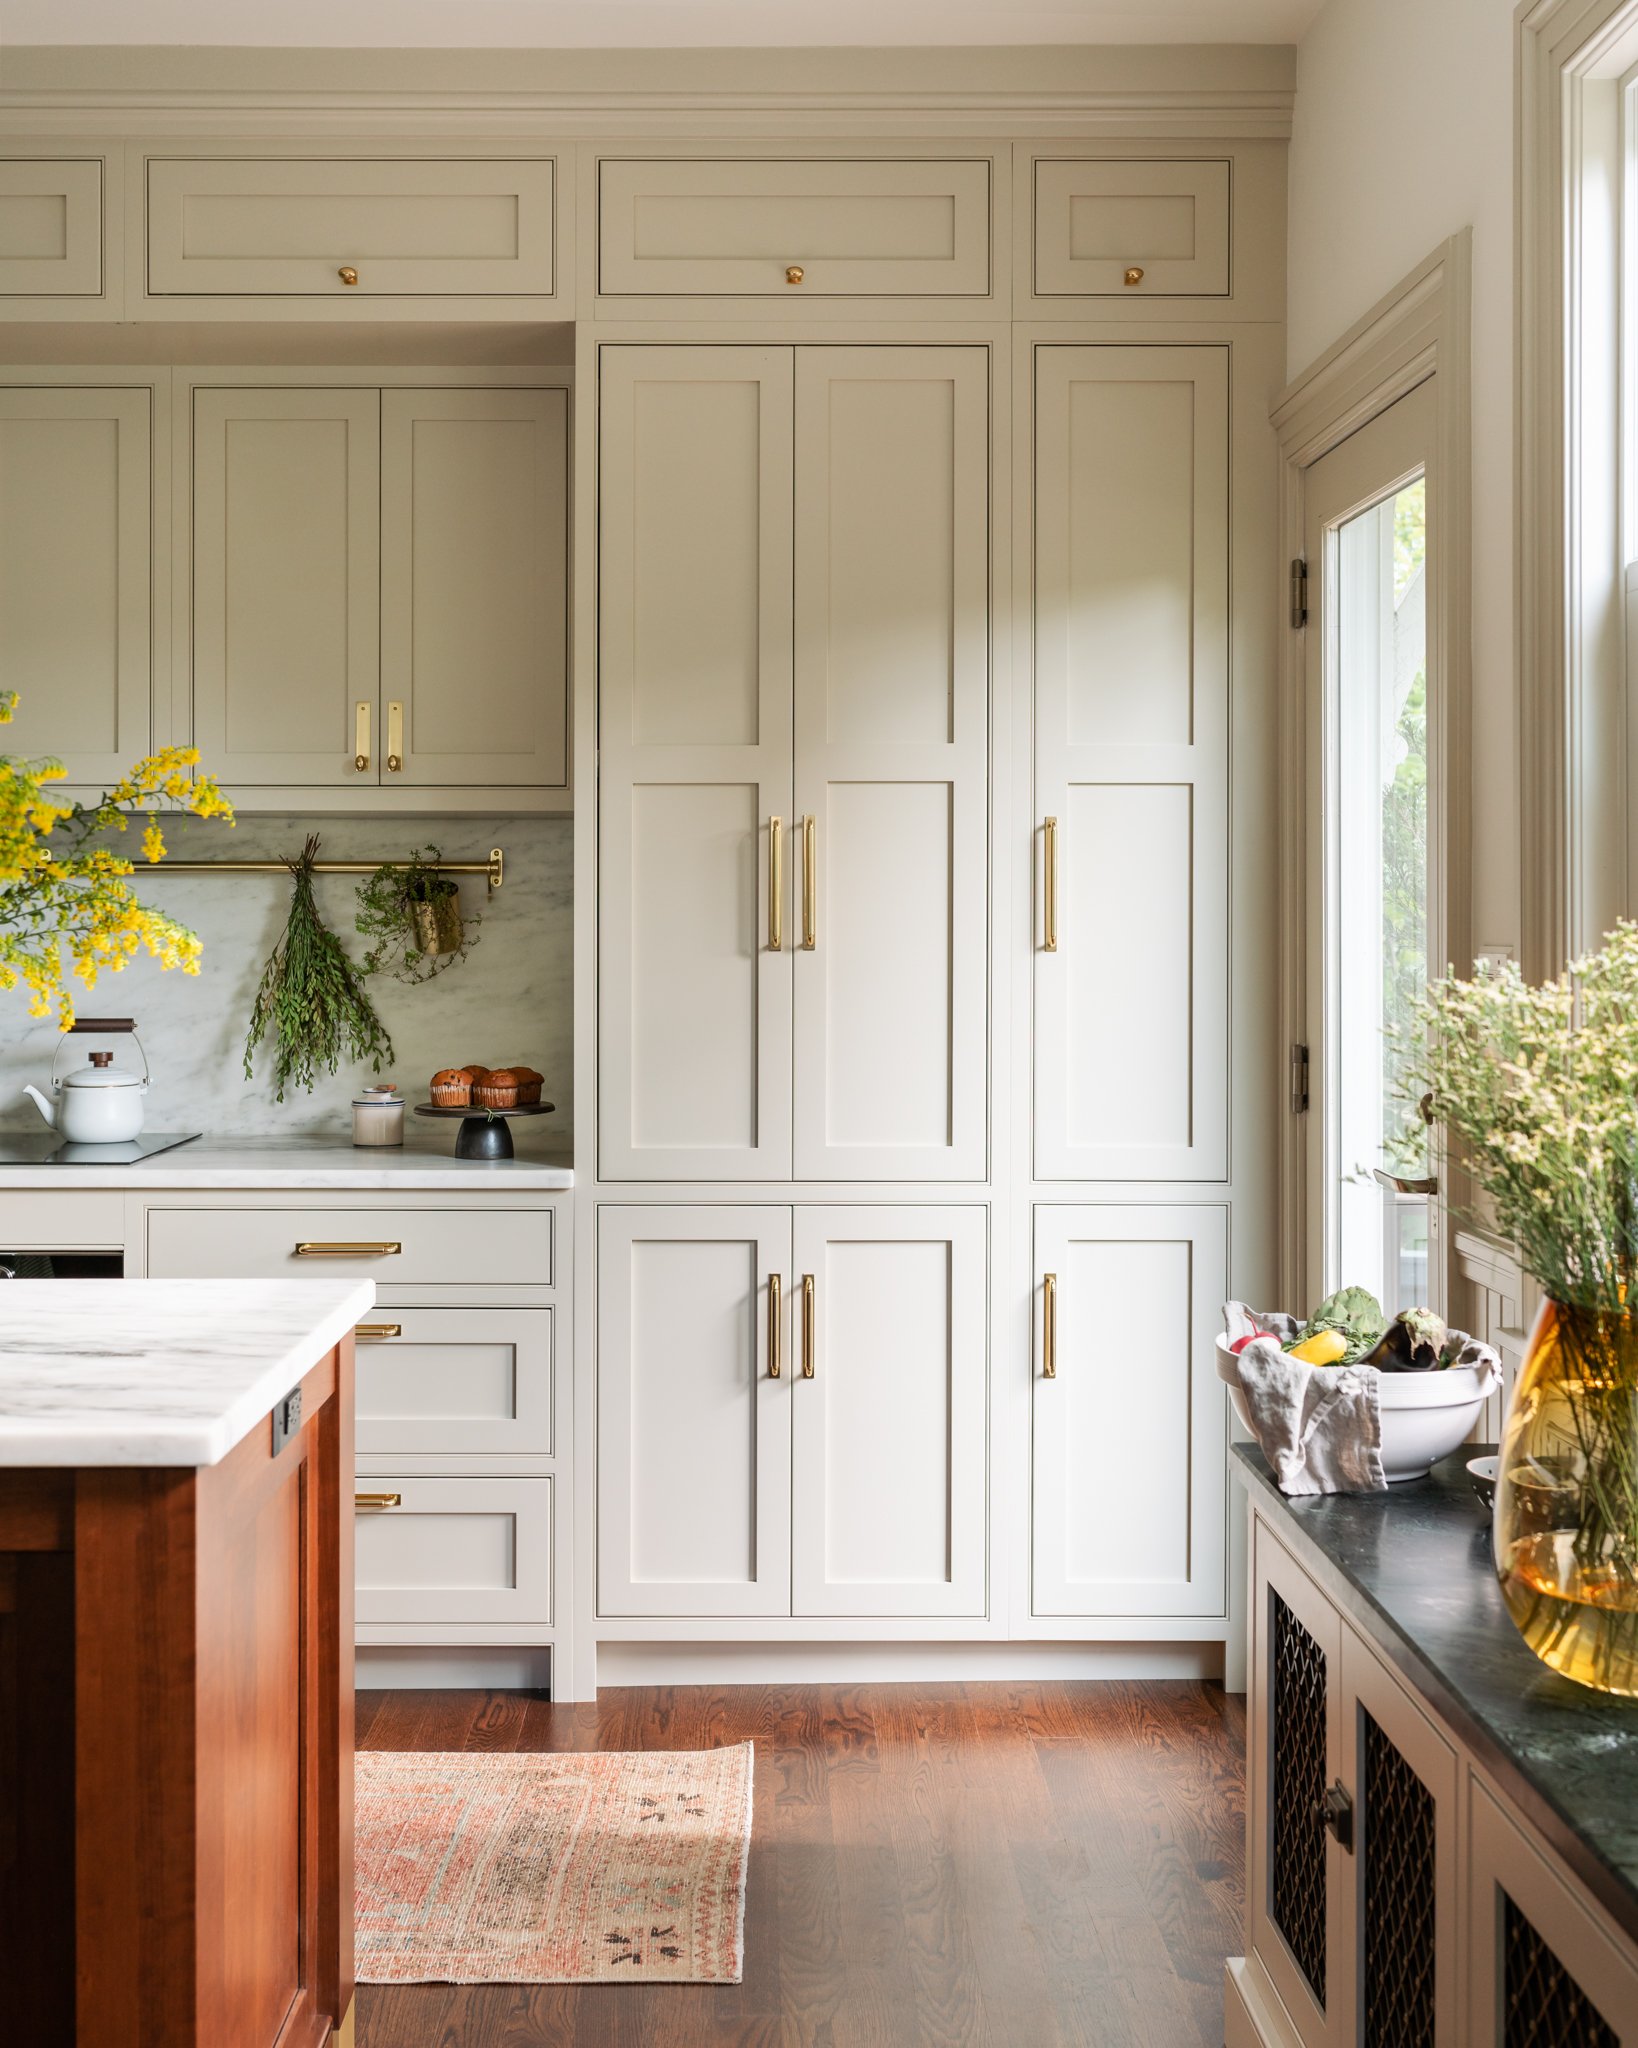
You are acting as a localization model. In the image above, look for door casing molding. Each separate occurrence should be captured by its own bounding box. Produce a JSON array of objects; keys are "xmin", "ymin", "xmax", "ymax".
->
[{"xmin": 1270, "ymin": 234, "xmax": 1473, "ymax": 1306}]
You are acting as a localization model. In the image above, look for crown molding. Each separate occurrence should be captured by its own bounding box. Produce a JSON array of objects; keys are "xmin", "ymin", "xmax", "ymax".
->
[{"xmin": 0, "ymin": 43, "xmax": 1296, "ymax": 138}]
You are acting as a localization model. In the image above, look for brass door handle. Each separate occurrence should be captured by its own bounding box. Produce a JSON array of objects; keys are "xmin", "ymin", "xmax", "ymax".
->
[
  {"xmin": 354, "ymin": 1491, "xmax": 401, "ymax": 1509},
  {"xmin": 354, "ymin": 699, "xmax": 371, "ymax": 774},
  {"xmin": 802, "ymin": 815, "xmax": 817, "ymax": 951},
  {"xmin": 769, "ymin": 816, "xmax": 784, "ymax": 951},
  {"xmin": 1043, "ymin": 1273, "xmax": 1057, "ymax": 1379},
  {"xmin": 801, "ymin": 1273, "xmax": 815, "ymax": 1378},
  {"xmin": 786, "ymin": 264, "xmax": 805, "ymax": 285},
  {"xmin": 295, "ymin": 1241, "xmax": 402, "ymax": 1257},
  {"xmin": 768, "ymin": 1273, "xmax": 783, "ymax": 1378},
  {"xmin": 1124, "ymin": 265, "xmax": 1145, "ymax": 287},
  {"xmin": 386, "ymin": 699, "xmax": 403, "ymax": 774},
  {"xmin": 339, "ymin": 266, "xmax": 359, "ymax": 286},
  {"xmin": 356, "ymin": 1322, "xmax": 403, "ymax": 1340},
  {"xmin": 1043, "ymin": 817, "xmax": 1059, "ymax": 952}
]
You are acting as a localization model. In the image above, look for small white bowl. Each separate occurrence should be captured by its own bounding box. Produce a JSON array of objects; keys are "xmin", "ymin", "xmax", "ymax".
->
[{"xmin": 1216, "ymin": 1334, "xmax": 1501, "ymax": 1484}]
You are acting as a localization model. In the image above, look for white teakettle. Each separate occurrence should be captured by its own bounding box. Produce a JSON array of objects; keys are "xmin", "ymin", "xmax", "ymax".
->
[{"xmin": 25, "ymin": 1021, "xmax": 150, "ymax": 1144}]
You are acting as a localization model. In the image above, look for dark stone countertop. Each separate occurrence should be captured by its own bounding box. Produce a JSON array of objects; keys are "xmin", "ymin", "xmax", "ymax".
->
[{"xmin": 1234, "ymin": 1443, "xmax": 1638, "ymax": 1946}]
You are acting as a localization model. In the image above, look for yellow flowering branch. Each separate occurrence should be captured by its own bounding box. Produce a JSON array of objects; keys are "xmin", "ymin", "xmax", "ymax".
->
[{"xmin": 0, "ymin": 689, "xmax": 235, "ymax": 1029}]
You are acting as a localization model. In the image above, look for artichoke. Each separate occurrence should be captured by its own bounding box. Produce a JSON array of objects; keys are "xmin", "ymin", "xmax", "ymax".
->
[{"xmin": 1299, "ymin": 1286, "xmax": 1388, "ymax": 1364}]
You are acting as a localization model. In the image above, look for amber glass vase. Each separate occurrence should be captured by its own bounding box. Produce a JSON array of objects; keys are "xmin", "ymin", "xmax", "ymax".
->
[{"xmin": 1494, "ymin": 1300, "xmax": 1638, "ymax": 1695}]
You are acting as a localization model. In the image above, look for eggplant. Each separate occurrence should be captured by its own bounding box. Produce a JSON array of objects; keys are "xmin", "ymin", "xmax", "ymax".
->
[{"xmin": 1364, "ymin": 1307, "xmax": 1449, "ymax": 1372}]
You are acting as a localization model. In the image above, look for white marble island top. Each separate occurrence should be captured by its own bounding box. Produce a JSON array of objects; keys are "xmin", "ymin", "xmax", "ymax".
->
[
  {"xmin": 0, "ymin": 1134, "xmax": 573, "ymax": 1191},
  {"xmin": 0, "ymin": 1278, "xmax": 374, "ymax": 1465}
]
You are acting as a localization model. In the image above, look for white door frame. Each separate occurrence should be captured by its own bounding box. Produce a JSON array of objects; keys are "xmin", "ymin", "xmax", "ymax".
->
[{"xmin": 1271, "ymin": 236, "xmax": 1473, "ymax": 1310}]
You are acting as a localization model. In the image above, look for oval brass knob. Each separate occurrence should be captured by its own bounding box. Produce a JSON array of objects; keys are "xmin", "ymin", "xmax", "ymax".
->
[
  {"xmin": 786, "ymin": 264, "xmax": 805, "ymax": 285},
  {"xmin": 338, "ymin": 265, "xmax": 359, "ymax": 286},
  {"xmin": 353, "ymin": 753, "xmax": 369, "ymax": 772},
  {"xmin": 1124, "ymin": 266, "xmax": 1145, "ymax": 287}
]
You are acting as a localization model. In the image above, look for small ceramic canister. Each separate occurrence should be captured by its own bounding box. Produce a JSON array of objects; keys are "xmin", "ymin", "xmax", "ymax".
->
[{"xmin": 352, "ymin": 1084, "xmax": 405, "ymax": 1148}]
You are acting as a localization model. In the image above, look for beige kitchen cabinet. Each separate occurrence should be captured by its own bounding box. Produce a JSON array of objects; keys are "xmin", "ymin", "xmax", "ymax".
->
[
  {"xmin": 380, "ymin": 387, "xmax": 569, "ymax": 789},
  {"xmin": 597, "ymin": 341, "xmax": 990, "ymax": 1183},
  {"xmin": 354, "ymin": 1476, "xmax": 555, "ymax": 1632},
  {"xmin": 597, "ymin": 156, "xmax": 991, "ymax": 300},
  {"xmin": 145, "ymin": 1199, "xmax": 552, "ymax": 1285},
  {"xmin": 0, "ymin": 385, "xmax": 153, "ymax": 787},
  {"xmin": 1033, "ymin": 343, "xmax": 1230, "ymax": 1180},
  {"xmin": 1031, "ymin": 1204, "xmax": 1227, "ymax": 1619},
  {"xmin": 354, "ymin": 1307, "xmax": 555, "ymax": 1461},
  {"xmin": 0, "ymin": 159, "xmax": 104, "ymax": 298},
  {"xmin": 1033, "ymin": 158, "xmax": 1230, "ymax": 298},
  {"xmin": 146, "ymin": 155, "xmax": 556, "ymax": 301},
  {"xmin": 191, "ymin": 382, "xmax": 569, "ymax": 796}
]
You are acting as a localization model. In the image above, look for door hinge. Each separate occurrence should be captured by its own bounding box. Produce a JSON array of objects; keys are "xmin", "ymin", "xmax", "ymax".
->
[
  {"xmin": 1290, "ymin": 1043, "xmax": 1310, "ymax": 1116},
  {"xmin": 1290, "ymin": 556, "xmax": 1308, "ymax": 629}
]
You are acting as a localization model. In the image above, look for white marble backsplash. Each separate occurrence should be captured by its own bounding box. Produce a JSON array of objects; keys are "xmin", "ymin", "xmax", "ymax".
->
[{"xmin": 0, "ymin": 813, "xmax": 572, "ymax": 1139}]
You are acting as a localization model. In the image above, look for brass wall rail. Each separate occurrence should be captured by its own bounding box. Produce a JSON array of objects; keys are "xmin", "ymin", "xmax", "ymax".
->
[{"xmin": 153, "ymin": 847, "xmax": 504, "ymax": 892}]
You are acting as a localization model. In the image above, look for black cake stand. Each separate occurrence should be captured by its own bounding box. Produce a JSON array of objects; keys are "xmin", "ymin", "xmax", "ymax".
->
[{"xmin": 414, "ymin": 1099, "xmax": 555, "ymax": 1161}]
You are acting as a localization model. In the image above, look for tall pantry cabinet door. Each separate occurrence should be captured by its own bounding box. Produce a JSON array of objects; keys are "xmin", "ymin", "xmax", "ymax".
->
[
  {"xmin": 0, "ymin": 387, "xmax": 151, "ymax": 788},
  {"xmin": 192, "ymin": 388, "xmax": 380, "ymax": 787},
  {"xmin": 598, "ymin": 346, "xmax": 795, "ymax": 1181},
  {"xmin": 792, "ymin": 347, "xmax": 990, "ymax": 1180},
  {"xmin": 791, "ymin": 1206, "xmax": 987, "ymax": 1617},
  {"xmin": 1033, "ymin": 346, "xmax": 1229, "ymax": 1180},
  {"xmin": 1031, "ymin": 1204, "xmax": 1227, "ymax": 1617},
  {"xmin": 597, "ymin": 1207, "xmax": 793, "ymax": 1617},
  {"xmin": 380, "ymin": 388, "xmax": 569, "ymax": 788}
]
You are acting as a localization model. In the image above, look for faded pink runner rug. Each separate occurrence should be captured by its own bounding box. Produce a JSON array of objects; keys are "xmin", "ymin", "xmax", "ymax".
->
[{"xmin": 354, "ymin": 1745, "xmax": 754, "ymax": 1983}]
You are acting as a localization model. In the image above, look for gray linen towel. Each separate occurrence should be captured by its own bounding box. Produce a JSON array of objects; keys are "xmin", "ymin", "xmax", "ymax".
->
[{"xmin": 1232, "ymin": 1334, "xmax": 1386, "ymax": 1495}]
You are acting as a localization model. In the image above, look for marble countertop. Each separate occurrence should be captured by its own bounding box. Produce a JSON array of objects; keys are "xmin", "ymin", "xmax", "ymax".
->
[
  {"xmin": 0, "ymin": 1135, "xmax": 574, "ymax": 1191},
  {"xmin": 1235, "ymin": 1444, "xmax": 1638, "ymax": 1945},
  {"xmin": 0, "ymin": 1277, "xmax": 374, "ymax": 1465}
]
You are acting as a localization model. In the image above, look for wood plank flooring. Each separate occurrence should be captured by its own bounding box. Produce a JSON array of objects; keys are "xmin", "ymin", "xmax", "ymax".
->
[{"xmin": 354, "ymin": 1679, "xmax": 1244, "ymax": 2048}]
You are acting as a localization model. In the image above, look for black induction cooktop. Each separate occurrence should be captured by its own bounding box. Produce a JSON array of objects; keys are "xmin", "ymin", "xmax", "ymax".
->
[{"xmin": 0, "ymin": 1131, "xmax": 201, "ymax": 1166}]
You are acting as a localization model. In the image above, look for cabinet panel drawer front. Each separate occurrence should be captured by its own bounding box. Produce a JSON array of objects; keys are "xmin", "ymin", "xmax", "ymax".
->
[
  {"xmin": 355, "ymin": 1307, "xmax": 553, "ymax": 1458},
  {"xmin": 147, "ymin": 157, "xmax": 555, "ymax": 297},
  {"xmin": 0, "ymin": 1190, "xmax": 126, "ymax": 1252},
  {"xmin": 0, "ymin": 160, "xmax": 102, "ymax": 296},
  {"xmin": 1034, "ymin": 160, "xmax": 1229, "ymax": 297},
  {"xmin": 354, "ymin": 1477, "xmax": 553, "ymax": 1628},
  {"xmin": 599, "ymin": 158, "xmax": 990, "ymax": 297},
  {"xmin": 145, "ymin": 1206, "xmax": 552, "ymax": 1286}
]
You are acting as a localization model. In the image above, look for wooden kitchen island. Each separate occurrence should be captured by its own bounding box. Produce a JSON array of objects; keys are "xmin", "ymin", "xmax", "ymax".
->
[{"xmin": 0, "ymin": 1278, "xmax": 371, "ymax": 2048}]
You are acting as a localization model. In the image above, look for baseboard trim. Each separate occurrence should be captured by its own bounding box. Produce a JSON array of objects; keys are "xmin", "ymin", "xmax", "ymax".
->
[
  {"xmin": 357, "ymin": 1644, "xmax": 554, "ymax": 1690},
  {"xmin": 594, "ymin": 1639, "xmax": 1227, "ymax": 1688}
]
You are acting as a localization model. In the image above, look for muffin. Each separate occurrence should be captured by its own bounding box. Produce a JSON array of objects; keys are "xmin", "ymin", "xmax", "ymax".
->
[
  {"xmin": 474, "ymin": 1069, "xmax": 521, "ymax": 1110},
  {"xmin": 430, "ymin": 1067, "xmax": 472, "ymax": 1107},
  {"xmin": 510, "ymin": 1066, "xmax": 545, "ymax": 1105}
]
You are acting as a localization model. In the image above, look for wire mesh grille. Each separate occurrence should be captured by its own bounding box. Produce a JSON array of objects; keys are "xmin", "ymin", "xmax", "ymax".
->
[
  {"xmin": 1361, "ymin": 1709, "xmax": 1436, "ymax": 2046},
  {"xmin": 1503, "ymin": 1894, "xmax": 1619, "ymax": 2047},
  {"xmin": 1270, "ymin": 1590, "xmax": 1328, "ymax": 2006}
]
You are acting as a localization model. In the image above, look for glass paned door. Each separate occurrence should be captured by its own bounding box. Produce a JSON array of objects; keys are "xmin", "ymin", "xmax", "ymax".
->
[{"xmin": 1304, "ymin": 380, "xmax": 1439, "ymax": 1314}]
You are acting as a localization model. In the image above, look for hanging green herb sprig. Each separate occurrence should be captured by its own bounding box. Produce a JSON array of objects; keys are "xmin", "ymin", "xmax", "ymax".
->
[
  {"xmin": 244, "ymin": 834, "xmax": 394, "ymax": 1100},
  {"xmin": 355, "ymin": 845, "xmax": 479, "ymax": 985}
]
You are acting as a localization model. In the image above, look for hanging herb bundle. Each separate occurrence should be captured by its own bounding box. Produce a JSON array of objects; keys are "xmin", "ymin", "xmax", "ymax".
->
[
  {"xmin": 355, "ymin": 845, "xmax": 479, "ymax": 985},
  {"xmin": 244, "ymin": 835, "xmax": 394, "ymax": 1100}
]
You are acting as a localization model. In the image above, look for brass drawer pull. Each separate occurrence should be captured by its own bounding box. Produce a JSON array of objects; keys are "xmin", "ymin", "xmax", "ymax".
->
[
  {"xmin": 802, "ymin": 814, "xmax": 817, "ymax": 951},
  {"xmin": 1043, "ymin": 817, "xmax": 1059, "ymax": 952},
  {"xmin": 339, "ymin": 265, "xmax": 359, "ymax": 286},
  {"xmin": 768, "ymin": 1272, "xmax": 782, "ymax": 1378},
  {"xmin": 1042, "ymin": 1272, "xmax": 1057, "ymax": 1379},
  {"xmin": 802, "ymin": 1272, "xmax": 815, "ymax": 1378},
  {"xmin": 354, "ymin": 1491, "xmax": 401, "ymax": 1510},
  {"xmin": 786, "ymin": 264, "xmax": 805, "ymax": 285},
  {"xmin": 356, "ymin": 1322, "xmax": 403, "ymax": 1340},
  {"xmin": 1124, "ymin": 266, "xmax": 1144, "ymax": 287},
  {"xmin": 386, "ymin": 699, "xmax": 404, "ymax": 774},
  {"xmin": 295, "ymin": 1241, "xmax": 402, "ymax": 1258},
  {"xmin": 354, "ymin": 699, "xmax": 371, "ymax": 774}
]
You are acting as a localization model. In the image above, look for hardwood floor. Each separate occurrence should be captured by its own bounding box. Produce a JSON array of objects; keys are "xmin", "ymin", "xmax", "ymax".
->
[{"xmin": 354, "ymin": 1679, "xmax": 1244, "ymax": 2048}]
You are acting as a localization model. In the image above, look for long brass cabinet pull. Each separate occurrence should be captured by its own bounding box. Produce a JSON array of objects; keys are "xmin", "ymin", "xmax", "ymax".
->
[
  {"xmin": 354, "ymin": 700, "xmax": 371, "ymax": 774},
  {"xmin": 1043, "ymin": 1273, "xmax": 1057, "ymax": 1378},
  {"xmin": 1043, "ymin": 817, "xmax": 1059, "ymax": 952},
  {"xmin": 295, "ymin": 1241, "xmax": 402, "ymax": 1258},
  {"xmin": 802, "ymin": 1273, "xmax": 815, "ymax": 1378},
  {"xmin": 768, "ymin": 1273, "xmax": 783, "ymax": 1378},
  {"xmin": 356, "ymin": 1322, "xmax": 402, "ymax": 1340},
  {"xmin": 769, "ymin": 817, "xmax": 784, "ymax": 951},
  {"xmin": 354, "ymin": 1492, "xmax": 401, "ymax": 1509},
  {"xmin": 386, "ymin": 699, "xmax": 404, "ymax": 774},
  {"xmin": 802, "ymin": 815, "xmax": 817, "ymax": 951}
]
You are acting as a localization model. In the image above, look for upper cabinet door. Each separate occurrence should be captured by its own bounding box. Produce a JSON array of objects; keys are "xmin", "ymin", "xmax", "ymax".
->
[
  {"xmin": 1033, "ymin": 345, "xmax": 1229, "ymax": 1181},
  {"xmin": 598, "ymin": 345, "xmax": 795, "ymax": 1181},
  {"xmin": 0, "ymin": 160, "xmax": 103, "ymax": 297},
  {"xmin": 380, "ymin": 388, "xmax": 568, "ymax": 789},
  {"xmin": 0, "ymin": 386, "xmax": 151, "ymax": 787},
  {"xmin": 147, "ymin": 157, "xmax": 556, "ymax": 300},
  {"xmin": 1033, "ymin": 159, "xmax": 1230, "ymax": 298},
  {"xmin": 792, "ymin": 347, "xmax": 990, "ymax": 1181},
  {"xmin": 791, "ymin": 1206, "xmax": 987, "ymax": 1618},
  {"xmin": 192, "ymin": 388, "xmax": 379, "ymax": 788}
]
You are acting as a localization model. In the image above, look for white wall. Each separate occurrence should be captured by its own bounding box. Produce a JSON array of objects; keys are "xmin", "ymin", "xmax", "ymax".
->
[{"xmin": 1289, "ymin": 0, "xmax": 1518, "ymax": 961}]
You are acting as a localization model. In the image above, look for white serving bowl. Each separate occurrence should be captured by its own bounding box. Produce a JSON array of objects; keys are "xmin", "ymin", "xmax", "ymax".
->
[{"xmin": 1215, "ymin": 1334, "xmax": 1501, "ymax": 1484}]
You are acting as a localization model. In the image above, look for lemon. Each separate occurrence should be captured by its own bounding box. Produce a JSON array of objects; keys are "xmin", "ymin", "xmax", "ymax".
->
[{"xmin": 1288, "ymin": 1329, "xmax": 1348, "ymax": 1366}]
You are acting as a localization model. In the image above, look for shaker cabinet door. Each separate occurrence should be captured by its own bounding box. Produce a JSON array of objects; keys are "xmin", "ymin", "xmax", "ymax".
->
[
  {"xmin": 597, "ymin": 345, "xmax": 795, "ymax": 1180},
  {"xmin": 1032, "ymin": 345, "xmax": 1229, "ymax": 1180},
  {"xmin": 791, "ymin": 347, "xmax": 990, "ymax": 1181},
  {"xmin": 597, "ymin": 1206, "xmax": 793, "ymax": 1618},
  {"xmin": 192, "ymin": 386, "xmax": 380, "ymax": 787},
  {"xmin": 0, "ymin": 386, "xmax": 152, "ymax": 788},
  {"xmin": 790, "ymin": 1206, "xmax": 987, "ymax": 1618}
]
